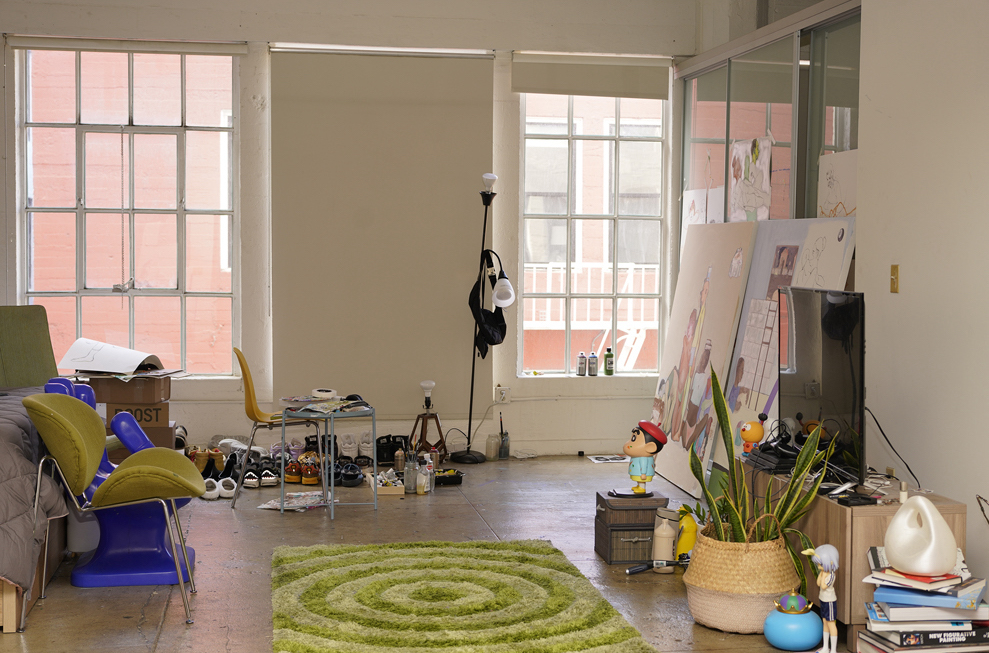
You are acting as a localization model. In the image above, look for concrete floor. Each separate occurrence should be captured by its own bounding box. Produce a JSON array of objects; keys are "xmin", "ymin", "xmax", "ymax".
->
[{"xmin": 5, "ymin": 456, "xmax": 847, "ymax": 652}]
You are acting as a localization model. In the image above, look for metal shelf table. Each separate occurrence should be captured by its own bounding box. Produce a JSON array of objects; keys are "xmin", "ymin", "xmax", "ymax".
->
[{"xmin": 278, "ymin": 406, "xmax": 377, "ymax": 517}]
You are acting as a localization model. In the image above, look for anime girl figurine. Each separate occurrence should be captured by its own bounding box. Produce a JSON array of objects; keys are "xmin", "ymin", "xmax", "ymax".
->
[
  {"xmin": 623, "ymin": 421, "xmax": 668, "ymax": 495},
  {"xmin": 802, "ymin": 545, "xmax": 839, "ymax": 653}
]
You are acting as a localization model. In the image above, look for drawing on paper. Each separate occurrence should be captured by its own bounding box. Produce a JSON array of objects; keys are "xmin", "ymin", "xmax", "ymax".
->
[
  {"xmin": 818, "ymin": 149, "xmax": 857, "ymax": 217},
  {"xmin": 729, "ymin": 137, "xmax": 772, "ymax": 222}
]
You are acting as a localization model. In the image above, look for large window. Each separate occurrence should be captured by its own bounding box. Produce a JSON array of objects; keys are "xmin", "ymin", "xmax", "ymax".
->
[
  {"xmin": 521, "ymin": 94, "xmax": 664, "ymax": 375},
  {"xmin": 20, "ymin": 47, "xmax": 236, "ymax": 374}
]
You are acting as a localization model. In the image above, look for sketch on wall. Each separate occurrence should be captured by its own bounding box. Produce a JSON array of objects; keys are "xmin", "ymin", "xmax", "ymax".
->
[
  {"xmin": 729, "ymin": 137, "xmax": 772, "ymax": 222},
  {"xmin": 681, "ymin": 189, "xmax": 708, "ymax": 252},
  {"xmin": 817, "ymin": 149, "xmax": 857, "ymax": 217},
  {"xmin": 716, "ymin": 218, "xmax": 855, "ymax": 470},
  {"xmin": 651, "ymin": 222, "xmax": 757, "ymax": 497}
]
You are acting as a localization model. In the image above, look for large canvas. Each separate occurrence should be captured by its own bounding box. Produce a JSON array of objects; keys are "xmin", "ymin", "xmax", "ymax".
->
[
  {"xmin": 718, "ymin": 217, "xmax": 855, "ymax": 468},
  {"xmin": 729, "ymin": 137, "xmax": 772, "ymax": 222},
  {"xmin": 651, "ymin": 222, "xmax": 757, "ymax": 497},
  {"xmin": 817, "ymin": 149, "xmax": 857, "ymax": 217}
]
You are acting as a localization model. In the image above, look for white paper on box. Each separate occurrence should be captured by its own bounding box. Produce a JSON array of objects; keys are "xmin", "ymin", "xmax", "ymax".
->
[{"xmin": 59, "ymin": 338, "xmax": 163, "ymax": 374}]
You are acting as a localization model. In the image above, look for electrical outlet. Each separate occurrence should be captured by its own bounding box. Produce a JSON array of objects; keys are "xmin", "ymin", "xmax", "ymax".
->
[
  {"xmin": 496, "ymin": 387, "xmax": 511, "ymax": 404},
  {"xmin": 804, "ymin": 382, "xmax": 821, "ymax": 399}
]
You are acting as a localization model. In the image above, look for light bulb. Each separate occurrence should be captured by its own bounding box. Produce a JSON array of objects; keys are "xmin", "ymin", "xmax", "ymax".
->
[
  {"xmin": 420, "ymin": 379, "xmax": 436, "ymax": 410},
  {"xmin": 492, "ymin": 272, "xmax": 515, "ymax": 308},
  {"xmin": 482, "ymin": 173, "xmax": 498, "ymax": 192}
]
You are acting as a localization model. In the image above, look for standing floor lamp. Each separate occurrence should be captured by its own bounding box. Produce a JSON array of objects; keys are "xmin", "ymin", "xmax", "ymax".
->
[{"xmin": 452, "ymin": 173, "xmax": 515, "ymax": 464}]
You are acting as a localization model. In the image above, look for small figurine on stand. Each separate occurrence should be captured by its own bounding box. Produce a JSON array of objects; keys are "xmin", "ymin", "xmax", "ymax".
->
[
  {"xmin": 619, "ymin": 421, "xmax": 668, "ymax": 497},
  {"xmin": 739, "ymin": 412, "xmax": 769, "ymax": 454},
  {"xmin": 802, "ymin": 545, "xmax": 839, "ymax": 653}
]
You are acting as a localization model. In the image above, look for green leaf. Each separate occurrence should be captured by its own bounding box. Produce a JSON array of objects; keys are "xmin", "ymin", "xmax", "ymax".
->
[
  {"xmin": 689, "ymin": 445, "xmax": 724, "ymax": 540},
  {"xmin": 709, "ymin": 367, "xmax": 739, "ymax": 503},
  {"xmin": 722, "ymin": 499, "xmax": 745, "ymax": 542},
  {"xmin": 782, "ymin": 534, "xmax": 807, "ymax": 596}
]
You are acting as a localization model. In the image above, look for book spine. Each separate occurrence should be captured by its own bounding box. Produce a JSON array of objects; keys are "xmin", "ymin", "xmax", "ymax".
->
[
  {"xmin": 894, "ymin": 628, "xmax": 989, "ymax": 647},
  {"xmin": 874, "ymin": 585, "xmax": 981, "ymax": 609}
]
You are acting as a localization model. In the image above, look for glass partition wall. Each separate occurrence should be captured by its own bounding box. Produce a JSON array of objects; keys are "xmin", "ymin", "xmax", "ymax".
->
[{"xmin": 679, "ymin": 9, "xmax": 860, "ymax": 228}]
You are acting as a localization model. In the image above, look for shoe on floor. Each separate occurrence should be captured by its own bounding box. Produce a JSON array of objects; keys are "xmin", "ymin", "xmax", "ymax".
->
[
  {"xmin": 284, "ymin": 460, "xmax": 303, "ymax": 483},
  {"xmin": 202, "ymin": 478, "xmax": 220, "ymax": 500},
  {"xmin": 259, "ymin": 460, "xmax": 279, "ymax": 487},
  {"xmin": 358, "ymin": 431, "xmax": 374, "ymax": 457},
  {"xmin": 301, "ymin": 461, "xmax": 320, "ymax": 485},
  {"xmin": 200, "ymin": 458, "xmax": 221, "ymax": 481},
  {"xmin": 218, "ymin": 477, "xmax": 237, "ymax": 499},
  {"xmin": 339, "ymin": 433, "xmax": 359, "ymax": 460},
  {"xmin": 354, "ymin": 455, "xmax": 373, "ymax": 468},
  {"xmin": 242, "ymin": 462, "xmax": 261, "ymax": 489},
  {"xmin": 289, "ymin": 438, "xmax": 305, "ymax": 460},
  {"xmin": 219, "ymin": 452, "xmax": 239, "ymax": 480},
  {"xmin": 341, "ymin": 463, "xmax": 363, "ymax": 487}
]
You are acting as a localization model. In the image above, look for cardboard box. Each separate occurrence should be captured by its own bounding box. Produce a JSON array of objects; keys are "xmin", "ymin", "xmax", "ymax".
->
[
  {"xmin": 107, "ymin": 422, "xmax": 176, "ymax": 464},
  {"xmin": 104, "ymin": 402, "xmax": 169, "ymax": 428},
  {"xmin": 87, "ymin": 376, "xmax": 171, "ymax": 404}
]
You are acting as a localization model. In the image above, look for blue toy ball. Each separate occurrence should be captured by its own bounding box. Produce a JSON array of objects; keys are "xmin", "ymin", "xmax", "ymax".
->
[{"xmin": 763, "ymin": 591, "xmax": 823, "ymax": 651}]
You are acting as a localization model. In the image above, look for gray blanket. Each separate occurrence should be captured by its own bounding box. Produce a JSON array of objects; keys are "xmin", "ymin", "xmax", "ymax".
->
[{"xmin": 0, "ymin": 387, "xmax": 68, "ymax": 594}]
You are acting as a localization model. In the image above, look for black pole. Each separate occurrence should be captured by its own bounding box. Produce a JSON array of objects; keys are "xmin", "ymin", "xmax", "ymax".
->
[{"xmin": 452, "ymin": 192, "xmax": 494, "ymax": 464}]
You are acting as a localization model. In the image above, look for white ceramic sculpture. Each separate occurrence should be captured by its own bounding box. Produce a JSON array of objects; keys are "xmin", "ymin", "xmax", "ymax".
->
[{"xmin": 884, "ymin": 495, "xmax": 957, "ymax": 576}]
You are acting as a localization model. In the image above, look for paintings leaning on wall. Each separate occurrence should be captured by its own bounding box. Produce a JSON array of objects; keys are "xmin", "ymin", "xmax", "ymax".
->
[
  {"xmin": 715, "ymin": 217, "xmax": 856, "ymax": 472},
  {"xmin": 651, "ymin": 222, "xmax": 757, "ymax": 497},
  {"xmin": 817, "ymin": 149, "xmax": 858, "ymax": 217},
  {"xmin": 729, "ymin": 136, "xmax": 772, "ymax": 222}
]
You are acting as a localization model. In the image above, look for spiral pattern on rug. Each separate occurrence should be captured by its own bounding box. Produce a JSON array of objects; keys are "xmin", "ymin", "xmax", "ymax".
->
[{"xmin": 272, "ymin": 540, "xmax": 657, "ymax": 653}]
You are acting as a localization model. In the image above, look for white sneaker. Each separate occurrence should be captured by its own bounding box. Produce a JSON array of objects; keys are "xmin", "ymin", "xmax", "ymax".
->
[
  {"xmin": 359, "ymin": 431, "xmax": 374, "ymax": 457},
  {"xmin": 218, "ymin": 477, "xmax": 237, "ymax": 499},
  {"xmin": 202, "ymin": 478, "xmax": 220, "ymax": 500},
  {"xmin": 340, "ymin": 433, "xmax": 359, "ymax": 459}
]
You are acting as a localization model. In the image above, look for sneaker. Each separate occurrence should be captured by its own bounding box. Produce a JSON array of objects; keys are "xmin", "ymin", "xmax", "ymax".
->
[
  {"xmin": 341, "ymin": 463, "xmax": 364, "ymax": 487},
  {"xmin": 340, "ymin": 433, "xmax": 359, "ymax": 460},
  {"xmin": 242, "ymin": 462, "xmax": 261, "ymax": 488},
  {"xmin": 218, "ymin": 477, "xmax": 237, "ymax": 499},
  {"xmin": 284, "ymin": 460, "xmax": 303, "ymax": 483},
  {"xmin": 359, "ymin": 431, "xmax": 374, "ymax": 458},
  {"xmin": 301, "ymin": 461, "xmax": 320, "ymax": 485},
  {"xmin": 208, "ymin": 448, "xmax": 225, "ymax": 470},
  {"xmin": 202, "ymin": 478, "xmax": 220, "ymax": 500},
  {"xmin": 259, "ymin": 460, "xmax": 279, "ymax": 487},
  {"xmin": 289, "ymin": 438, "xmax": 305, "ymax": 460},
  {"xmin": 193, "ymin": 450, "xmax": 209, "ymax": 473}
]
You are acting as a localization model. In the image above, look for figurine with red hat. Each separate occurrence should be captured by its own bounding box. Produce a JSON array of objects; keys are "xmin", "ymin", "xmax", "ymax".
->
[{"xmin": 622, "ymin": 421, "xmax": 668, "ymax": 495}]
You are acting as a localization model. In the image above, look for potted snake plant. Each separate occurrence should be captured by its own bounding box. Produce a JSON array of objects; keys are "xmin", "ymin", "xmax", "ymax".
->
[{"xmin": 681, "ymin": 366, "xmax": 833, "ymax": 634}]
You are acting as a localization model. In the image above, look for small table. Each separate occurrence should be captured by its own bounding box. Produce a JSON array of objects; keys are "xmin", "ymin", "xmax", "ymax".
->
[{"xmin": 278, "ymin": 406, "xmax": 378, "ymax": 517}]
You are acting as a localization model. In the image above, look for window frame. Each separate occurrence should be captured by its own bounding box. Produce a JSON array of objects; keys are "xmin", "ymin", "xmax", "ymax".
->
[
  {"xmin": 519, "ymin": 93, "xmax": 666, "ymax": 377},
  {"xmin": 16, "ymin": 46, "xmax": 240, "ymax": 375}
]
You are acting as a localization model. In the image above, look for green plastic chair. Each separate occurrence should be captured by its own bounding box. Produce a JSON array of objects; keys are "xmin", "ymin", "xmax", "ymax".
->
[{"xmin": 23, "ymin": 393, "xmax": 206, "ymax": 624}]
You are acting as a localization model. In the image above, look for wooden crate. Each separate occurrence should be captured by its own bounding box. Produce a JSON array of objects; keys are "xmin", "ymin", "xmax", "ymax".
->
[
  {"xmin": 594, "ymin": 519, "xmax": 654, "ymax": 564},
  {"xmin": 594, "ymin": 491, "xmax": 669, "ymax": 526}
]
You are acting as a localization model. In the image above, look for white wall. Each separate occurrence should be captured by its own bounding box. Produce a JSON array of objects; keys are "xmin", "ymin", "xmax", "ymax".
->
[
  {"xmin": 1, "ymin": 0, "xmax": 714, "ymax": 454},
  {"xmin": 858, "ymin": 0, "xmax": 989, "ymax": 577}
]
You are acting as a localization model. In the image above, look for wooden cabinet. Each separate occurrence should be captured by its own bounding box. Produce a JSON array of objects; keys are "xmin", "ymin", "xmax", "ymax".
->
[{"xmin": 749, "ymin": 469, "xmax": 966, "ymax": 646}]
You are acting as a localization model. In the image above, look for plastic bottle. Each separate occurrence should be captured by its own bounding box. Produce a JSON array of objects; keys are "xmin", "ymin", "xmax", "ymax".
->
[
  {"xmin": 486, "ymin": 433, "xmax": 500, "ymax": 460},
  {"xmin": 652, "ymin": 518, "xmax": 676, "ymax": 574},
  {"xmin": 499, "ymin": 431, "xmax": 510, "ymax": 460},
  {"xmin": 604, "ymin": 347, "xmax": 615, "ymax": 376},
  {"xmin": 404, "ymin": 452, "xmax": 417, "ymax": 494},
  {"xmin": 425, "ymin": 455, "xmax": 435, "ymax": 492},
  {"xmin": 577, "ymin": 352, "xmax": 587, "ymax": 376},
  {"xmin": 588, "ymin": 352, "xmax": 598, "ymax": 376}
]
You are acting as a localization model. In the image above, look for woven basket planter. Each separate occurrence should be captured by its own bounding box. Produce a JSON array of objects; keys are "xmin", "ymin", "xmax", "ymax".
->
[{"xmin": 682, "ymin": 522, "xmax": 799, "ymax": 634}]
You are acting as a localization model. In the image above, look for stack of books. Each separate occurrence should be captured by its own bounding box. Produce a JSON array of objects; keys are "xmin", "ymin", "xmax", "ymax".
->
[{"xmin": 859, "ymin": 547, "xmax": 989, "ymax": 653}]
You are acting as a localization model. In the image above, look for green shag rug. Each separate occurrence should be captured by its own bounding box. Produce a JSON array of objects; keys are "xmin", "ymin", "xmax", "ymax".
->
[{"xmin": 271, "ymin": 540, "xmax": 658, "ymax": 653}]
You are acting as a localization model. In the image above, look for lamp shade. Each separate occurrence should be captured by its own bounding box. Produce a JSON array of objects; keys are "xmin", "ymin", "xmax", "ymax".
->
[{"xmin": 492, "ymin": 272, "xmax": 515, "ymax": 308}]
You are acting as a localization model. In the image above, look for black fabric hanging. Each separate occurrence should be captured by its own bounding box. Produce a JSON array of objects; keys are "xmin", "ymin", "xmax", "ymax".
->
[{"xmin": 468, "ymin": 274, "xmax": 505, "ymax": 359}]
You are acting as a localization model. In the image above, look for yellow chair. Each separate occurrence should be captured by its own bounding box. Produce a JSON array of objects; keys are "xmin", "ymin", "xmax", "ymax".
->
[
  {"xmin": 231, "ymin": 347, "xmax": 318, "ymax": 508},
  {"xmin": 23, "ymin": 393, "xmax": 205, "ymax": 624}
]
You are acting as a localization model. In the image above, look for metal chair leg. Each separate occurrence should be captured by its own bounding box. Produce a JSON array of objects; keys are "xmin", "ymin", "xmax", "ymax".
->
[
  {"xmin": 169, "ymin": 499, "xmax": 196, "ymax": 594},
  {"xmin": 160, "ymin": 500, "xmax": 193, "ymax": 624},
  {"xmin": 230, "ymin": 423, "xmax": 260, "ymax": 509}
]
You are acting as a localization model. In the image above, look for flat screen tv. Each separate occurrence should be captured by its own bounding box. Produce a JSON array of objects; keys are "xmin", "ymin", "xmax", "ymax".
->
[{"xmin": 778, "ymin": 287, "xmax": 865, "ymax": 486}]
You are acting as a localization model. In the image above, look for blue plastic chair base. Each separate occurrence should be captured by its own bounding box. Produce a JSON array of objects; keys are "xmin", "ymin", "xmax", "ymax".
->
[{"xmin": 70, "ymin": 502, "xmax": 195, "ymax": 588}]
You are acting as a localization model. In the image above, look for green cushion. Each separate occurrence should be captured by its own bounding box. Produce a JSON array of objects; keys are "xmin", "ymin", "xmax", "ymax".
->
[
  {"xmin": 93, "ymin": 447, "xmax": 206, "ymax": 506},
  {"xmin": 23, "ymin": 393, "xmax": 107, "ymax": 496},
  {"xmin": 0, "ymin": 306, "xmax": 59, "ymax": 387}
]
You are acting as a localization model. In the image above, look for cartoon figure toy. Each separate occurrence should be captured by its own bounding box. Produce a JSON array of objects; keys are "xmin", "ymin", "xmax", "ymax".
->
[
  {"xmin": 802, "ymin": 545, "xmax": 839, "ymax": 653},
  {"xmin": 622, "ymin": 421, "xmax": 668, "ymax": 496},
  {"xmin": 739, "ymin": 412, "xmax": 768, "ymax": 454}
]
